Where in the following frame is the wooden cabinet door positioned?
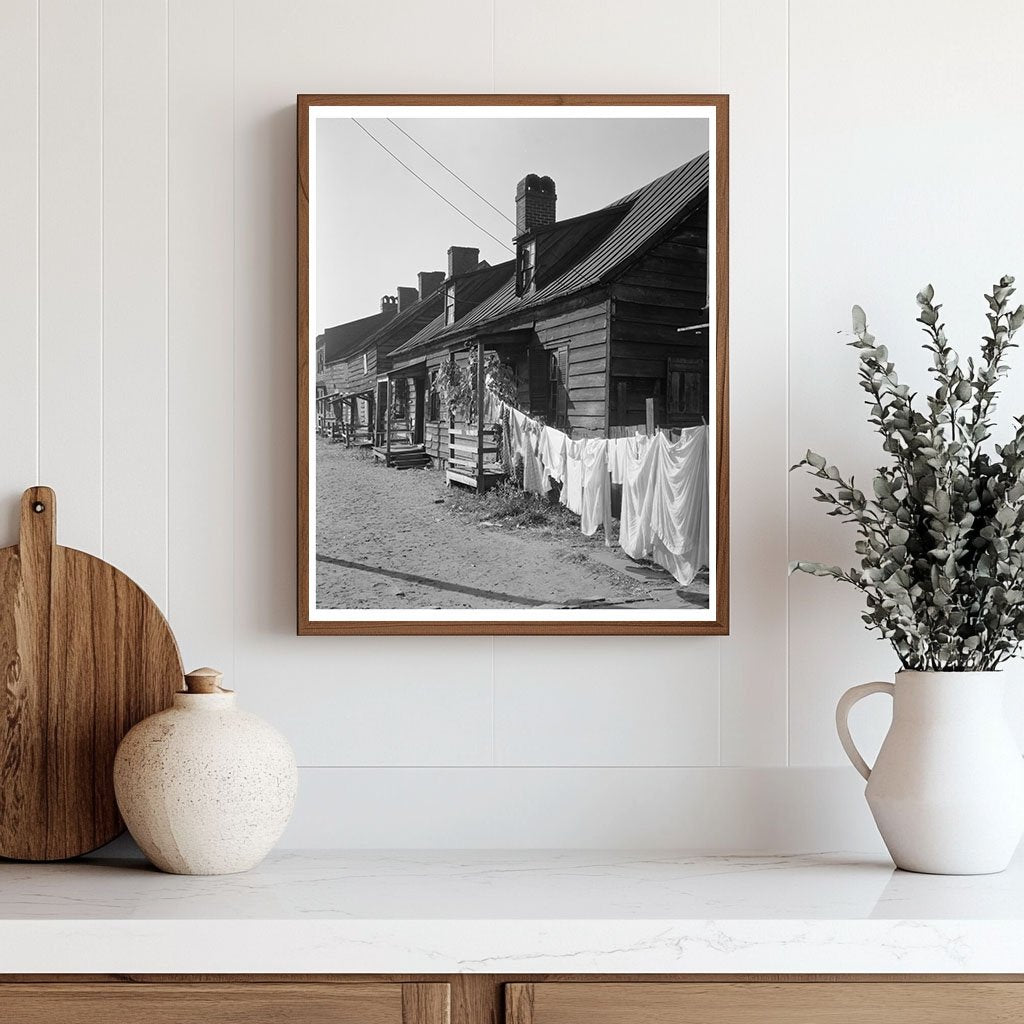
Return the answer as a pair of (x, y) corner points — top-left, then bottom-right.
(0, 982), (449, 1024)
(506, 981), (1023, 1023)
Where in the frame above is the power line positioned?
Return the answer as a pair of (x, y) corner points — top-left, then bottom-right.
(386, 118), (516, 228)
(351, 119), (514, 254)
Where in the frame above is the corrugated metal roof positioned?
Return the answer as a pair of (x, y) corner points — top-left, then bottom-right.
(435, 151), (710, 338)
(391, 313), (446, 362)
(389, 259), (515, 363)
(319, 307), (396, 364)
(347, 290), (443, 362)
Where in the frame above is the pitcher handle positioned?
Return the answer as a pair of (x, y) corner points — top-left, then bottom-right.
(836, 681), (895, 780)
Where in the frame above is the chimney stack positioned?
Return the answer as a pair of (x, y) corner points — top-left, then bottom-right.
(447, 246), (479, 278)
(380, 294), (398, 316)
(396, 286), (418, 312)
(516, 174), (557, 236)
(417, 270), (445, 301)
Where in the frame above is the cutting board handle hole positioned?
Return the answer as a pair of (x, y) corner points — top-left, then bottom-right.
(31, 501), (45, 514)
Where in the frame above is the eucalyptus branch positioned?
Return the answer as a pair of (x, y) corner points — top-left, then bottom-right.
(792, 280), (1024, 672)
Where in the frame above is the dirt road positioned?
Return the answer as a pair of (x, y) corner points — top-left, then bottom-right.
(315, 439), (707, 611)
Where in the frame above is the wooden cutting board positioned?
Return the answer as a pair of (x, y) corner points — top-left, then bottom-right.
(0, 486), (183, 861)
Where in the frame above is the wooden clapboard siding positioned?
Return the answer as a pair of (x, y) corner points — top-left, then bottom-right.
(607, 205), (708, 429)
(613, 300), (707, 328)
(318, 359), (348, 399)
(529, 301), (609, 435)
(611, 350), (705, 380)
(424, 421), (450, 466)
(612, 283), (707, 308)
(344, 346), (378, 396)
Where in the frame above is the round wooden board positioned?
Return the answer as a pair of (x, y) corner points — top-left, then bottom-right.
(0, 487), (183, 861)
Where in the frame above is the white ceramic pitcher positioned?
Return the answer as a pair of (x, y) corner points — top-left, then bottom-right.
(837, 670), (1024, 875)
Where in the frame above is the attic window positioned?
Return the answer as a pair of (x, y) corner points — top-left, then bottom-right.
(516, 241), (536, 296)
(444, 283), (456, 325)
(363, 353), (368, 375)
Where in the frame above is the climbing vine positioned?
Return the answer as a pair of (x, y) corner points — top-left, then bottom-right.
(432, 352), (519, 421)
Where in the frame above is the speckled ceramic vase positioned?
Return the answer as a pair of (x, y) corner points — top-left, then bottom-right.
(113, 667), (297, 875)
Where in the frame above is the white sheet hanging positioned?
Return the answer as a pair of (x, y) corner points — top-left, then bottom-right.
(538, 425), (569, 490)
(580, 438), (612, 545)
(508, 407), (529, 459)
(561, 438), (584, 515)
(618, 426), (709, 585)
(607, 435), (640, 485)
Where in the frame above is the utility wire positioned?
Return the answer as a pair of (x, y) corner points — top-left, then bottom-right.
(386, 117), (516, 228)
(352, 119), (514, 253)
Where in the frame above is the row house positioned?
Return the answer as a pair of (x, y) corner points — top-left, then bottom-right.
(385, 151), (711, 488)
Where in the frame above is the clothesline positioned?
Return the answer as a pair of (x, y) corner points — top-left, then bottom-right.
(499, 403), (710, 586)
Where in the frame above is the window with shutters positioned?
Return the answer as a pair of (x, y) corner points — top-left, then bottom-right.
(427, 370), (440, 421)
(548, 346), (569, 427)
(516, 241), (536, 296)
(667, 356), (707, 419)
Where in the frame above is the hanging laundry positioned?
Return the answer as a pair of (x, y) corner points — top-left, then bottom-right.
(508, 406), (530, 460)
(499, 406), (516, 476)
(522, 422), (546, 495)
(619, 427), (709, 586)
(607, 435), (640, 486)
(580, 438), (612, 545)
(538, 425), (568, 491)
(561, 438), (584, 516)
(484, 389), (502, 424)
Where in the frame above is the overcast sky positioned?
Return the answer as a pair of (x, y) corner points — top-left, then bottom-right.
(315, 115), (709, 332)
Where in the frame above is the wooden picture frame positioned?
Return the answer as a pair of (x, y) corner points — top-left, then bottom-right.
(298, 94), (728, 635)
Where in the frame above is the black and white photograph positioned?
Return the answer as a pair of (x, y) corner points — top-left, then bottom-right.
(298, 96), (728, 635)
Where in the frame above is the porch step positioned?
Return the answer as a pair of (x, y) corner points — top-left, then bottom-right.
(373, 444), (431, 469)
(445, 466), (507, 491)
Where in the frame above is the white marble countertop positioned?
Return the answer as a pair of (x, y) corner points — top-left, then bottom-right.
(3, 848), (1024, 974)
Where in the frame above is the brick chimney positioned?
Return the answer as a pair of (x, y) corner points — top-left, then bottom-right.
(417, 270), (445, 300)
(447, 246), (479, 278)
(396, 286), (418, 312)
(516, 174), (557, 236)
(380, 295), (398, 316)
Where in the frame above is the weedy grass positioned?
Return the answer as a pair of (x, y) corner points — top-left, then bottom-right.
(443, 481), (584, 534)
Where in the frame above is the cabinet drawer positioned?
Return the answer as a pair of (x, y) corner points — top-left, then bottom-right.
(506, 981), (1023, 1023)
(0, 982), (449, 1024)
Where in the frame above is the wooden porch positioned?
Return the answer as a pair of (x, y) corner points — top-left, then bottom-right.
(373, 443), (430, 469)
(444, 423), (504, 491)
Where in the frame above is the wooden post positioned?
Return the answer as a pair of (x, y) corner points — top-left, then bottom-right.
(345, 398), (352, 448)
(476, 339), (485, 493)
(386, 378), (393, 462)
(645, 396), (656, 437)
(448, 351), (456, 474)
(368, 392), (375, 447)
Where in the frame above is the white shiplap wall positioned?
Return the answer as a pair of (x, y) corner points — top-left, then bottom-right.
(2, 0), (1019, 850)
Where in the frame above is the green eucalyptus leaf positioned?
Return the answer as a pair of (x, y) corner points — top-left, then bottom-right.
(794, 278), (1024, 671)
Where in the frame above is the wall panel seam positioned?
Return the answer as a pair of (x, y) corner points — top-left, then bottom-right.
(716, 0), (723, 768)
(100, 0), (105, 558)
(231, 0), (237, 687)
(165, 0), (170, 613)
(35, 0), (40, 484)
(784, 0), (792, 767)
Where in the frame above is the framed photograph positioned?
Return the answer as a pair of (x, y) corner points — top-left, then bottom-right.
(298, 94), (728, 635)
